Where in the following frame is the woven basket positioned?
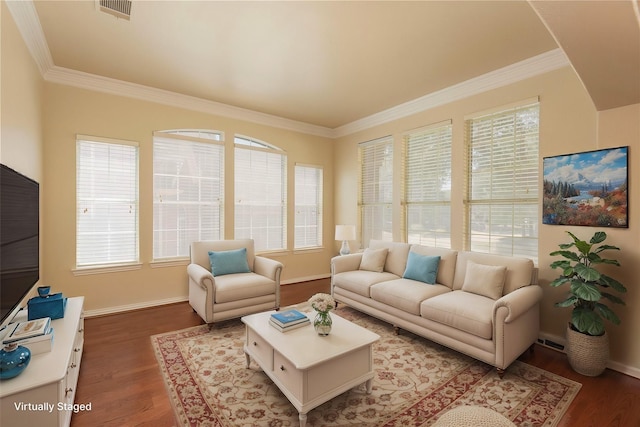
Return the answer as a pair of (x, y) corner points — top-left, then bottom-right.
(565, 324), (609, 376)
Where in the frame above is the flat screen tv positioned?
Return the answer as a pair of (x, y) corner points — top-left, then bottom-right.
(1, 164), (39, 328)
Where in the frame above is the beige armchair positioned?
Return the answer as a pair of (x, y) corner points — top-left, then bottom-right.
(188, 239), (283, 324)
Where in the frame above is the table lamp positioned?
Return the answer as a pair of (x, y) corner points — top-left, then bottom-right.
(335, 225), (356, 256)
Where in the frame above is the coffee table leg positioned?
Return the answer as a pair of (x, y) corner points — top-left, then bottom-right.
(365, 378), (373, 394)
(299, 412), (307, 427)
(244, 350), (250, 368)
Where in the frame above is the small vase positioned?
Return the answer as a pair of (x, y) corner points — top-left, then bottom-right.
(0, 343), (31, 380)
(314, 311), (332, 336)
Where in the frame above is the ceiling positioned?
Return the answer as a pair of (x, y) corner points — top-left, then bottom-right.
(8, 1), (640, 134)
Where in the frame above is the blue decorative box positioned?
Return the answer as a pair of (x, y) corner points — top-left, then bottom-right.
(28, 293), (67, 320)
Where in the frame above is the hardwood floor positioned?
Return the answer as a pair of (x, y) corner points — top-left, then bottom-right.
(71, 279), (640, 427)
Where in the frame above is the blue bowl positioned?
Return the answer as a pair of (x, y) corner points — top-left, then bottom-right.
(37, 286), (51, 297)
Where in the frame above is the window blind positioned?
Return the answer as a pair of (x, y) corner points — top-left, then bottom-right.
(234, 136), (287, 252)
(76, 137), (139, 268)
(359, 136), (393, 247)
(465, 102), (539, 261)
(153, 131), (224, 260)
(294, 164), (323, 249)
(404, 121), (452, 248)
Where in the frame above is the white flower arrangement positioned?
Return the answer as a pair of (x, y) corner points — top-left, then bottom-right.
(308, 293), (336, 313)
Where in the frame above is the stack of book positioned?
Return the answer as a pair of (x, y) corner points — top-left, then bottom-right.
(269, 309), (310, 332)
(2, 317), (54, 355)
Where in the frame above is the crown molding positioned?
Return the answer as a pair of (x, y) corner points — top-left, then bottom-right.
(43, 66), (335, 138)
(5, 0), (54, 76)
(333, 48), (570, 138)
(9, 0), (570, 139)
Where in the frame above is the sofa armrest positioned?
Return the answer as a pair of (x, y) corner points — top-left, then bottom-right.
(253, 256), (284, 282)
(493, 285), (543, 323)
(188, 263), (215, 294)
(331, 253), (363, 275)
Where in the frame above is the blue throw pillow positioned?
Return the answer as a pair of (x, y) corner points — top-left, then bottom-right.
(402, 252), (440, 284)
(208, 248), (251, 276)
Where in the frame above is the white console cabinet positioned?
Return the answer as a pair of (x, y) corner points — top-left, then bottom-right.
(0, 297), (84, 427)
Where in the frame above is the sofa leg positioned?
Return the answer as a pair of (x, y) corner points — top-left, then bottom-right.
(393, 326), (400, 336)
(497, 368), (505, 378)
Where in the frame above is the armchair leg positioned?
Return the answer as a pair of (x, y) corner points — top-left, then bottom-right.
(393, 326), (400, 336)
(497, 368), (505, 378)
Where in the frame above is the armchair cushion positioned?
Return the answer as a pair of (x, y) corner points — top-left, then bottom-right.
(208, 248), (251, 276)
(214, 272), (277, 303)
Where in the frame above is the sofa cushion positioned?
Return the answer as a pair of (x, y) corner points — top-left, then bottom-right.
(369, 240), (411, 276)
(403, 252), (440, 284)
(371, 279), (451, 315)
(461, 261), (506, 300)
(453, 251), (534, 294)
(214, 272), (276, 303)
(333, 271), (400, 297)
(208, 248), (251, 276)
(409, 245), (458, 289)
(359, 248), (388, 272)
(420, 291), (495, 339)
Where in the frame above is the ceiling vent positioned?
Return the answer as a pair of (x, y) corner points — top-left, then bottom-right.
(98, 0), (132, 20)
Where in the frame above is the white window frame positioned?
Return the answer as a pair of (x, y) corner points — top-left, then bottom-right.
(75, 135), (139, 270)
(294, 164), (323, 250)
(234, 135), (287, 252)
(403, 121), (452, 248)
(464, 99), (540, 262)
(359, 136), (394, 248)
(152, 130), (225, 261)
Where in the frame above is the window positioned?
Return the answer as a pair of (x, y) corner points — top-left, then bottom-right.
(76, 136), (138, 268)
(294, 164), (323, 249)
(403, 122), (452, 248)
(234, 136), (287, 252)
(153, 130), (224, 260)
(359, 136), (393, 247)
(465, 100), (539, 261)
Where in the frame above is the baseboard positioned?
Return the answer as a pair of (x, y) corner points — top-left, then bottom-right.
(537, 331), (640, 379)
(281, 273), (330, 285)
(82, 275), (330, 318)
(83, 296), (188, 318)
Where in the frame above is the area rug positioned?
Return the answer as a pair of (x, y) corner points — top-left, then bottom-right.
(151, 306), (581, 426)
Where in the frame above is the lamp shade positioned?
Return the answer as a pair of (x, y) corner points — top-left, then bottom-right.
(335, 225), (356, 241)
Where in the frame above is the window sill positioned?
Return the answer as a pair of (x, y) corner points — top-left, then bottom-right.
(150, 258), (189, 268)
(72, 263), (143, 276)
(293, 247), (325, 255)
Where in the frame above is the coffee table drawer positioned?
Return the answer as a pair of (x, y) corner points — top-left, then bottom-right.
(273, 350), (303, 400)
(307, 346), (371, 400)
(247, 328), (273, 370)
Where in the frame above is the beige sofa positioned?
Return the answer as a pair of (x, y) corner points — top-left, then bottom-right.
(331, 240), (542, 375)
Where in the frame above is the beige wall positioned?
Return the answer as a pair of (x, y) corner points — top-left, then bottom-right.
(1, 2), (43, 180)
(1, 1), (45, 310)
(595, 103), (640, 371)
(42, 83), (334, 314)
(4, 2), (639, 375)
(334, 67), (640, 375)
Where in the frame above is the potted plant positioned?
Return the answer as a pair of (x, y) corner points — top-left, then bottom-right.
(549, 230), (627, 376)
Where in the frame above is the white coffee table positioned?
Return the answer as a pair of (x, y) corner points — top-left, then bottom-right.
(241, 310), (380, 426)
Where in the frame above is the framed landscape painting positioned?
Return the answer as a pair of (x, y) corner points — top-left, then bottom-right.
(543, 146), (628, 228)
